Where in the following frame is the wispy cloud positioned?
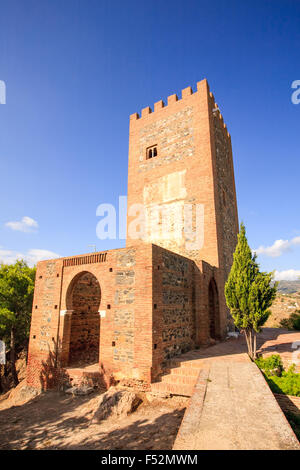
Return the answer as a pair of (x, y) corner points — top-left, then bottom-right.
(5, 216), (39, 233)
(254, 236), (300, 258)
(0, 247), (59, 267)
(274, 269), (300, 281)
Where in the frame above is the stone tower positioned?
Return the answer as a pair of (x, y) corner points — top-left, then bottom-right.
(126, 79), (239, 340)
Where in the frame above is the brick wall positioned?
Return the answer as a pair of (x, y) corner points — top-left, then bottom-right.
(27, 246), (154, 389)
(27, 258), (64, 389)
(27, 243), (213, 389)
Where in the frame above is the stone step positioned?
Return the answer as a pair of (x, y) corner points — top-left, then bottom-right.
(168, 366), (200, 377)
(167, 359), (204, 369)
(160, 374), (198, 385)
(151, 381), (194, 397)
(64, 367), (105, 389)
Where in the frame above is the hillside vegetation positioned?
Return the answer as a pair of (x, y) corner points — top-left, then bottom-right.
(266, 290), (300, 329)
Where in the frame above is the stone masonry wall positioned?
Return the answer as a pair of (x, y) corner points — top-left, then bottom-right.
(138, 106), (194, 172)
(152, 246), (195, 373)
(113, 250), (136, 366)
(161, 251), (195, 360)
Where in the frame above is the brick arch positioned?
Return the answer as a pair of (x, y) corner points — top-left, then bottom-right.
(208, 278), (220, 340)
(65, 271), (101, 366)
(66, 270), (101, 311)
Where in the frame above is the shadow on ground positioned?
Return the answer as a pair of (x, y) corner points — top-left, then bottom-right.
(0, 390), (186, 450)
(172, 328), (300, 366)
(1, 328), (299, 450)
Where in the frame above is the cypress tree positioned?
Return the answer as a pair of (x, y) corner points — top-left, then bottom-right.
(225, 223), (277, 359)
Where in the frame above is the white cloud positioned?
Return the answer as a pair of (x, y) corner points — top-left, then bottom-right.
(274, 269), (300, 281)
(5, 216), (38, 233)
(0, 247), (59, 267)
(24, 249), (60, 266)
(254, 236), (300, 258)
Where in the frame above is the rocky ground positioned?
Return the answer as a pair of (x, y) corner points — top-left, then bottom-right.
(0, 327), (299, 450)
(0, 349), (27, 395)
(0, 383), (187, 450)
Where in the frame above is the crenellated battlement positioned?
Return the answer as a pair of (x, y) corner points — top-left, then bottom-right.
(129, 82), (198, 121)
(130, 79), (230, 137)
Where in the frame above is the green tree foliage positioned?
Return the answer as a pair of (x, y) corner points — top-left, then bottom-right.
(225, 223), (277, 359)
(0, 261), (36, 385)
(280, 311), (300, 330)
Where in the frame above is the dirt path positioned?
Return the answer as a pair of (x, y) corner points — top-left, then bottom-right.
(0, 389), (187, 450)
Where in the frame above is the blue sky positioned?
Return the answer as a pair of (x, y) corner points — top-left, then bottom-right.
(0, 0), (299, 280)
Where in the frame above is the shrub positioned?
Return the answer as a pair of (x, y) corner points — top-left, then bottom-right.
(255, 354), (283, 375)
(256, 355), (300, 397)
(280, 311), (300, 330)
(266, 365), (300, 397)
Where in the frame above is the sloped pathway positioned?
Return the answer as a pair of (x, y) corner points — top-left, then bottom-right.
(174, 330), (300, 450)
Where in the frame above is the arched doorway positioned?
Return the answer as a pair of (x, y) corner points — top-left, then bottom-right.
(208, 278), (220, 340)
(66, 271), (101, 366)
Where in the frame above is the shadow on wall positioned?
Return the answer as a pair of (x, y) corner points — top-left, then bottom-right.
(208, 277), (220, 341)
(39, 338), (72, 391)
(39, 338), (114, 392)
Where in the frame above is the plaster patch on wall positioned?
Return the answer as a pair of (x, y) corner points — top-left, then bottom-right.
(143, 170), (187, 205)
(143, 171), (186, 247)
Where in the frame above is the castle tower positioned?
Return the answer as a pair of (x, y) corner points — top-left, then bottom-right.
(126, 79), (239, 339)
(26, 79), (239, 392)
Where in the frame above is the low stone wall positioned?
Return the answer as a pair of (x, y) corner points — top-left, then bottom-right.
(173, 367), (210, 450)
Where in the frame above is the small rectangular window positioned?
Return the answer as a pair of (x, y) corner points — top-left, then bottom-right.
(146, 145), (158, 160)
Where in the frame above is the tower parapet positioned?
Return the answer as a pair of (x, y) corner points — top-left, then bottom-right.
(129, 79), (230, 138)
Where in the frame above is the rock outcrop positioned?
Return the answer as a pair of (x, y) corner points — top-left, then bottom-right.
(92, 387), (142, 422)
